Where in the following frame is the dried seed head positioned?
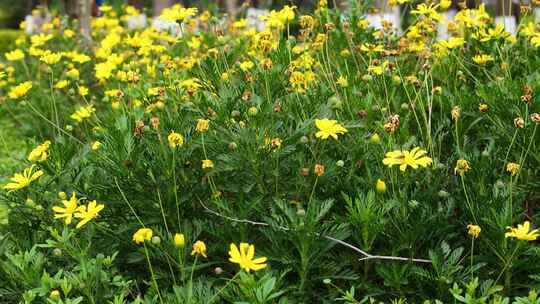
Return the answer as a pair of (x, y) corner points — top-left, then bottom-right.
(451, 106), (461, 121)
(150, 117), (160, 130)
(514, 117), (525, 129)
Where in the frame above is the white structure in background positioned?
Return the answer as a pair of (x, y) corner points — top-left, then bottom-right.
(494, 15), (516, 35)
(152, 17), (183, 36)
(246, 8), (268, 32)
(127, 14), (147, 30)
(24, 10), (51, 34)
(438, 9), (457, 39)
(366, 7), (401, 34)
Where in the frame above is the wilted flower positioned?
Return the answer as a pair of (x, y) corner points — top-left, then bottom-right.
(451, 106), (461, 121)
(454, 159), (471, 176)
(314, 164), (325, 176)
(196, 119), (210, 133)
(202, 159), (214, 170)
(191, 240), (207, 257)
(530, 113), (540, 123)
(168, 131), (184, 148)
(514, 117), (525, 129)
(506, 162), (520, 176)
(28, 141), (51, 162)
(467, 224), (481, 238)
(478, 103), (488, 112)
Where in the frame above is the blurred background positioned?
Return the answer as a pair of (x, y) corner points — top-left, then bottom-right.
(0, 0), (329, 51)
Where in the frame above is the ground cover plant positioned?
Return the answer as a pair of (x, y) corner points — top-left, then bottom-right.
(1, 1), (540, 303)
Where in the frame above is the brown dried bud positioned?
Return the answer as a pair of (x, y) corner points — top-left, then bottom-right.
(523, 85), (533, 95)
(324, 23), (335, 32)
(273, 101), (282, 113)
(134, 120), (145, 136)
(357, 110), (368, 119)
(300, 167), (310, 177)
(150, 117), (160, 130)
(478, 103), (488, 113)
(207, 107), (218, 118)
(314, 164), (325, 177)
(242, 91), (252, 102)
(521, 94), (532, 103)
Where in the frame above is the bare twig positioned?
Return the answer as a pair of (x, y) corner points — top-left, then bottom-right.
(197, 198), (431, 264)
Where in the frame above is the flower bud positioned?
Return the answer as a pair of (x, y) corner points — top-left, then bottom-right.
(49, 290), (61, 300)
(151, 236), (161, 245)
(376, 179), (386, 193)
(174, 233), (185, 248)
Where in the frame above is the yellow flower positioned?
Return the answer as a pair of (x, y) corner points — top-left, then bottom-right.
(228, 243), (268, 272)
(92, 141), (102, 151)
(181, 78), (202, 95)
(40, 51), (62, 65)
(54, 80), (69, 89)
(5, 49), (25, 61)
(376, 179), (386, 193)
(133, 228), (153, 244)
(174, 233), (185, 247)
(52, 192), (80, 225)
(315, 119), (348, 140)
(3, 165), (44, 192)
(74, 200), (105, 228)
(336, 76), (348, 87)
(196, 119), (210, 133)
(8, 81), (32, 99)
(78, 86), (89, 97)
(71, 105), (95, 122)
(168, 131), (184, 148)
(473, 54), (494, 65)
(202, 159), (214, 170)
(382, 147), (433, 171)
(191, 240), (207, 258)
(467, 224), (481, 238)
(28, 140), (51, 162)
(66, 68), (79, 79)
(440, 0), (452, 9)
(505, 221), (539, 241)
(63, 29), (75, 38)
(239, 61), (254, 71)
(454, 159), (471, 176)
(506, 162), (520, 176)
